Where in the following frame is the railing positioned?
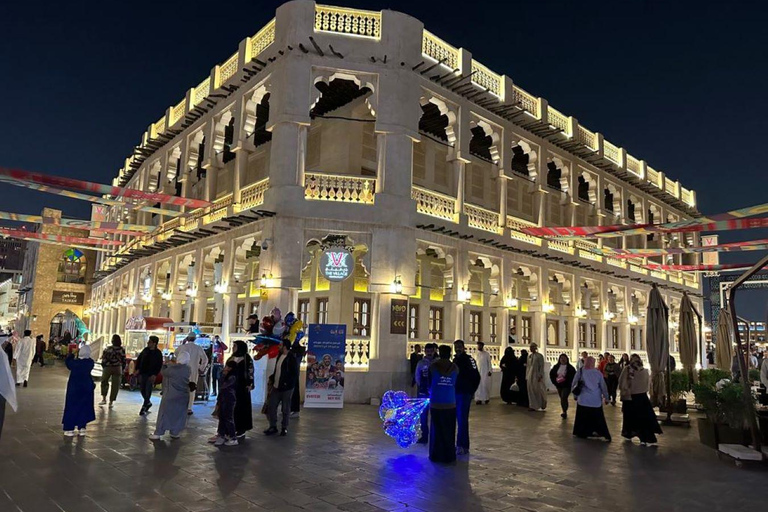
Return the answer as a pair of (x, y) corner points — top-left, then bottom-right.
(548, 239), (574, 255)
(577, 126), (597, 150)
(548, 106), (569, 135)
(579, 250), (603, 263)
(607, 257), (627, 269)
(603, 140), (621, 165)
(511, 85), (539, 117)
(251, 18), (275, 57)
(665, 179), (679, 198)
(412, 186), (457, 222)
(204, 194), (233, 224)
(422, 30), (460, 70)
(626, 154), (642, 177)
(574, 239), (599, 252)
(669, 272), (683, 285)
(170, 99), (187, 126)
(629, 264), (647, 275)
(680, 187), (695, 206)
(192, 77), (211, 108)
(238, 178), (269, 211)
(650, 270), (667, 281)
(305, 172), (376, 204)
(219, 52), (240, 86)
(151, 117), (166, 138)
(471, 60), (503, 98)
(646, 166), (662, 188)
(465, 203), (501, 233)
(314, 5), (381, 39)
(466, 345), (501, 367)
(506, 215), (542, 245)
(345, 339), (370, 369)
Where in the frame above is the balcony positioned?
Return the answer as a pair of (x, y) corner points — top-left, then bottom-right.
(465, 204), (501, 234)
(237, 178), (269, 212)
(304, 172), (376, 204)
(412, 186), (457, 222)
(506, 215), (542, 246)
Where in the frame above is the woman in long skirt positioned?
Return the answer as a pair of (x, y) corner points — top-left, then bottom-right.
(619, 354), (662, 444)
(499, 347), (518, 404)
(150, 352), (191, 440)
(229, 340), (254, 438)
(62, 344), (96, 437)
(515, 350), (529, 407)
(571, 357), (611, 441)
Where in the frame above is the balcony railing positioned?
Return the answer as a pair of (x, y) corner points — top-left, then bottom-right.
(471, 60), (503, 98)
(511, 85), (539, 117)
(422, 30), (460, 70)
(465, 203), (501, 233)
(412, 186), (457, 222)
(314, 5), (381, 39)
(305, 172), (375, 204)
(548, 106), (569, 135)
(506, 215), (542, 246)
(238, 178), (269, 211)
(548, 239), (574, 255)
(250, 18), (275, 57)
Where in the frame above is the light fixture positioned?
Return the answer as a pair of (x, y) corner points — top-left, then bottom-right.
(505, 297), (518, 308)
(628, 315), (639, 324)
(603, 311), (616, 321)
(142, 294), (152, 303)
(543, 303), (555, 313)
(161, 291), (173, 300)
(214, 282), (227, 294)
(185, 284), (197, 297)
(260, 273), (273, 288)
(391, 276), (403, 294)
(576, 308), (587, 318)
(144, 273), (152, 289)
(32, 315), (37, 321)
(703, 324), (712, 333)
(458, 286), (470, 302)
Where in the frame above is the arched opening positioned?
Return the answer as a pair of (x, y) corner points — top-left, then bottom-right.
(57, 249), (86, 284)
(546, 161), (562, 191)
(222, 117), (236, 163)
(577, 175), (590, 203)
(414, 97), (455, 194)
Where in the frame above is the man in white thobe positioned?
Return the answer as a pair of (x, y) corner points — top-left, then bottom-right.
(14, 330), (34, 387)
(174, 334), (209, 414)
(474, 341), (493, 404)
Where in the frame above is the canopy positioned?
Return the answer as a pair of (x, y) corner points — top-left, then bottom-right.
(125, 316), (174, 331)
(646, 285), (669, 407)
(678, 293), (698, 383)
(715, 308), (735, 371)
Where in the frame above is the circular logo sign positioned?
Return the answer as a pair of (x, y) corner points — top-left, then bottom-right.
(320, 248), (352, 282)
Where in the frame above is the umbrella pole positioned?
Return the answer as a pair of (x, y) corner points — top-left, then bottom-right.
(665, 304), (673, 424)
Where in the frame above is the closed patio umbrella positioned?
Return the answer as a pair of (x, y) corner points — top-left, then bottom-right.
(714, 308), (734, 371)
(646, 284), (669, 407)
(678, 292), (698, 384)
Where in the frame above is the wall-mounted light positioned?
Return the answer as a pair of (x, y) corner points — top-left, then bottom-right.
(391, 276), (403, 294)
(142, 294), (152, 303)
(603, 311), (616, 321)
(505, 297), (519, 309)
(214, 282), (227, 294)
(703, 324), (712, 333)
(458, 286), (470, 302)
(628, 315), (639, 324)
(543, 303), (555, 313)
(32, 315), (37, 321)
(185, 285), (197, 297)
(576, 308), (587, 318)
(161, 291), (173, 300)
(144, 272), (152, 289)
(260, 273), (273, 289)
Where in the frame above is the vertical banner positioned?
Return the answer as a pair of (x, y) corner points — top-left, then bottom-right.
(701, 235), (719, 266)
(390, 299), (408, 335)
(304, 324), (346, 409)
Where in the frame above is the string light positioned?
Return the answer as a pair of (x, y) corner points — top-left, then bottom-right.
(379, 391), (430, 448)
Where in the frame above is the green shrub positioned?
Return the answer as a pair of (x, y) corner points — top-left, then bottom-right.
(698, 368), (731, 390)
(669, 370), (691, 401)
(692, 381), (754, 429)
(748, 368), (760, 383)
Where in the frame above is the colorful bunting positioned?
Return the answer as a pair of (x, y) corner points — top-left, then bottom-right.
(0, 227), (123, 246)
(605, 238), (768, 259)
(644, 263), (757, 272)
(0, 211), (152, 236)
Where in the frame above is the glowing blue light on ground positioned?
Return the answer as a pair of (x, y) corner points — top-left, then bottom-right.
(379, 390), (430, 448)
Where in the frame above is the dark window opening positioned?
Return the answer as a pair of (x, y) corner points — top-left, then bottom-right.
(577, 175), (590, 202)
(418, 102), (450, 142)
(627, 200), (636, 222)
(310, 79), (371, 118)
(546, 162), (562, 191)
(604, 188), (614, 212)
(469, 126), (493, 162)
(223, 118), (236, 164)
(511, 145), (530, 177)
(196, 136), (206, 180)
(253, 93), (272, 147)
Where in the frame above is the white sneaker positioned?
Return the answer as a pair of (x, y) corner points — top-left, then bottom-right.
(78, 429), (87, 437)
(149, 434), (162, 440)
(214, 437), (226, 446)
(224, 438), (238, 446)
(64, 431), (76, 437)
(99, 399), (107, 406)
(290, 412), (300, 418)
(208, 435), (220, 444)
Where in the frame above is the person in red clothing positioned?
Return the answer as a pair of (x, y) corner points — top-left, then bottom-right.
(597, 353), (609, 375)
(210, 335), (228, 397)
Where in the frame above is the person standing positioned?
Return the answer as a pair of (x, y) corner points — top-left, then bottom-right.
(31, 335), (46, 367)
(414, 343), (437, 443)
(603, 354), (621, 406)
(409, 344), (423, 388)
(474, 341), (492, 405)
(174, 334), (209, 415)
(289, 337), (306, 418)
(515, 349), (529, 408)
(210, 336), (228, 397)
(499, 347), (518, 405)
(14, 330), (34, 388)
(571, 356), (611, 441)
(264, 340), (297, 437)
(100, 334), (126, 408)
(1, 334), (12, 366)
(618, 353), (630, 372)
(526, 343), (547, 412)
(62, 344), (96, 437)
(0, 347), (18, 441)
(208, 360), (239, 446)
(134, 336), (164, 416)
(577, 351), (588, 371)
(597, 354), (607, 375)
(429, 344), (459, 463)
(619, 354), (663, 445)
(229, 340), (254, 438)
(549, 353), (576, 418)
(150, 352), (192, 440)
(452, 339), (480, 455)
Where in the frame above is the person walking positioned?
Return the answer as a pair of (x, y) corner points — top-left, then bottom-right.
(597, 354), (607, 375)
(414, 343), (437, 443)
(577, 351), (588, 371)
(549, 353), (576, 418)
(264, 340), (298, 437)
(499, 347), (518, 404)
(516, 349), (529, 408)
(409, 344), (423, 388)
(174, 334), (209, 415)
(619, 354), (663, 445)
(429, 344), (459, 463)
(134, 336), (164, 416)
(1, 334), (12, 365)
(210, 335), (228, 397)
(474, 341), (492, 405)
(452, 340), (480, 455)
(31, 335), (46, 367)
(62, 344), (96, 437)
(571, 356), (611, 441)
(526, 343), (547, 412)
(150, 352), (192, 440)
(208, 360), (239, 446)
(229, 340), (254, 439)
(618, 353), (630, 372)
(603, 354), (621, 406)
(0, 346), (18, 441)
(99, 334), (126, 408)
(14, 330), (34, 387)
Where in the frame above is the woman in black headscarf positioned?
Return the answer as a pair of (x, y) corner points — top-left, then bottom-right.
(515, 349), (529, 407)
(227, 340), (254, 439)
(499, 347), (518, 404)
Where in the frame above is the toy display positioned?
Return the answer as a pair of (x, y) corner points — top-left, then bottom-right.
(379, 390), (430, 448)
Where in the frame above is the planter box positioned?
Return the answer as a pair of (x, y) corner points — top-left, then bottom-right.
(697, 418), (751, 448)
(697, 418), (718, 449)
(660, 399), (687, 414)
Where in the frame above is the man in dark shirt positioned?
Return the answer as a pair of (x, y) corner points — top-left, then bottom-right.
(409, 344), (423, 387)
(453, 339), (480, 455)
(134, 336), (164, 416)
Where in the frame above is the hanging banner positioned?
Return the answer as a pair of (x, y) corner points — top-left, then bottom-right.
(0, 178), (182, 217)
(390, 299), (408, 335)
(645, 262), (756, 272)
(608, 238), (768, 258)
(0, 211), (151, 235)
(304, 324), (346, 409)
(0, 166), (211, 208)
(701, 235), (719, 267)
(0, 227), (122, 246)
(5, 236), (112, 253)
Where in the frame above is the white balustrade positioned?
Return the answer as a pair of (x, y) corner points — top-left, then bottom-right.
(314, 5), (381, 38)
(412, 186), (457, 222)
(465, 203), (501, 233)
(305, 172), (376, 204)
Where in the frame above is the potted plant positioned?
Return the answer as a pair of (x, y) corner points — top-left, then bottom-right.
(692, 380), (755, 448)
(43, 352), (56, 367)
(698, 368), (731, 390)
(660, 370), (690, 414)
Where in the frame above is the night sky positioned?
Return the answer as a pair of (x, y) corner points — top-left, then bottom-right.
(1, 0), (765, 321)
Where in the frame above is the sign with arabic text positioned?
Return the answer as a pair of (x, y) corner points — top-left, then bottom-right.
(51, 291), (85, 305)
(320, 247), (353, 282)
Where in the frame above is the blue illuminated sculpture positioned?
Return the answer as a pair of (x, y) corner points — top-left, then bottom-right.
(379, 390), (430, 448)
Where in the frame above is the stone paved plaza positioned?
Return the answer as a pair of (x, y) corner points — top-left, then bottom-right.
(0, 365), (764, 512)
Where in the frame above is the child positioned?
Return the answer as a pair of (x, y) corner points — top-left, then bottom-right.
(208, 360), (238, 446)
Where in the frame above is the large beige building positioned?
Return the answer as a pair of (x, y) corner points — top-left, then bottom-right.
(86, 1), (704, 402)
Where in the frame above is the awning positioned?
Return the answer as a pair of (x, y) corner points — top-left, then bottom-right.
(125, 316), (174, 331)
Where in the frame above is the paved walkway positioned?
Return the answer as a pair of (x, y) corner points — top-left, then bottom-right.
(0, 365), (764, 512)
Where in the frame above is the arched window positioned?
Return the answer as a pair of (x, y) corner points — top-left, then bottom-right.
(604, 188), (614, 212)
(223, 118), (236, 163)
(57, 249), (86, 284)
(546, 162), (562, 191)
(577, 175), (590, 202)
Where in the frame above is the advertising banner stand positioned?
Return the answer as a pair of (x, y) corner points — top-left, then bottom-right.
(304, 324), (346, 409)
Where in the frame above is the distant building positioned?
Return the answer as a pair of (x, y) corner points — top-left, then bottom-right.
(737, 321), (767, 347)
(17, 208), (95, 339)
(0, 238), (25, 281)
(0, 275), (21, 331)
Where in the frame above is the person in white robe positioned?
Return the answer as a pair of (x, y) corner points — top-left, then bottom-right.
(474, 341), (493, 404)
(14, 330), (34, 387)
(0, 348), (18, 440)
(174, 334), (209, 413)
(526, 343), (547, 411)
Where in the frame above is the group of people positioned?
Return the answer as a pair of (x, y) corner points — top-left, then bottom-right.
(497, 343), (548, 410)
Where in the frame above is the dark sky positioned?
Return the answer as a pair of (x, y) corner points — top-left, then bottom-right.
(1, 0), (766, 321)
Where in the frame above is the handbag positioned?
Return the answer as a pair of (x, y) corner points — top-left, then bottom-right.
(510, 382), (519, 392)
(572, 372), (583, 397)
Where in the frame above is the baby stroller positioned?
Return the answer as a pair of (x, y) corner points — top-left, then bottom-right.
(194, 362), (211, 402)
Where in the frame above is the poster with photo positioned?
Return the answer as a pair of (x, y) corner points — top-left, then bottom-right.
(304, 324), (346, 409)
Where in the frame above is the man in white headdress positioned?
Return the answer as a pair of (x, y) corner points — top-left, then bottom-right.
(174, 334), (209, 414)
(474, 341), (493, 405)
(0, 347), (18, 440)
(14, 330), (34, 388)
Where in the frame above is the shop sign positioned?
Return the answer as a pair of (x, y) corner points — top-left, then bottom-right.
(390, 299), (408, 335)
(52, 291), (85, 305)
(320, 247), (353, 282)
